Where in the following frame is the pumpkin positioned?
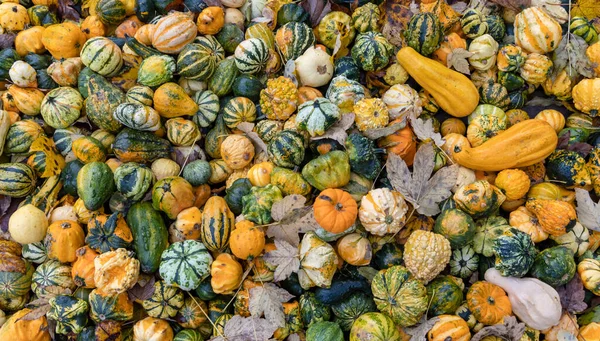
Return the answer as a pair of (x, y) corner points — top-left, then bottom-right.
(80, 37), (123, 77)
(133, 317), (174, 341)
(247, 162), (274, 187)
(579, 323), (600, 341)
(298, 231), (338, 289)
(449, 245), (479, 279)
(514, 7), (562, 54)
(201, 196), (235, 253)
(467, 281), (512, 325)
(42, 22), (86, 59)
(461, 8), (488, 39)
(302, 151), (351, 191)
(208, 159), (232, 184)
(525, 199), (576, 236)
(21, 241), (48, 265)
(94, 248), (139, 295)
(349, 312), (402, 341)
(141, 280), (184, 318)
(295, 47), (334, 88)
(47, 57), (82, 87)
(165, 118), (200, 147)
(197, 6), (225, 35)
(572, 78), (600, 117)
(404, 12), (443, 56)
(222, 96), (256, 129)
(89, 289), (133, 323)
(233, 38), (269, 75)
(268, 130), (305, 168)
(295, 97), (340, 137)
(218, 134), (254, 171)
(354, 98), (389, 131)
(508, 206), (548, 243)
(176, 297), (207, 329)
(0, 3), (30, 31)
(40, 87), (83, 129)
(428, 315), (471, 341)
(229, 220), (265, 261)
(47, 295), (88, 335)
(152, 176), (195, 220)
(159, 240), (212, 291)
(382, 84), (422, 121)
(352, 31), (393, 72)
(520, 53), (553, 85)
(494, 168), (530, 201)
(32, 260), (75, 297)
(467, 104), (508, 147)
(242, 184), (282, 225)
(336, 233), (372, 266)
(154, 82), (198, 118)
(43, 220), (84, 263)
(177, 38), (223, 81)
(434, 209), (476, 249)
(326, 76), (366, 113)
(317, 11), (354, 50)
(113, 162), (153, 201)
(313, 188), (357, 234)
(493, 227), (537, 277)
(86, 212), (133, 253)
(210, 253), (243, 295)
(0, 307), (50, 341)
(530, 246), (576, 287)
(136, 55), (175, 87)
(260, 76), (298, 121)
(169, 207), (202, 242)
(587, 42), (600, 76)
(9, 204), (48, 244)
(71, 246), (98, 288)
(468, 34), (499, 71)
(453, 180), (505, 218)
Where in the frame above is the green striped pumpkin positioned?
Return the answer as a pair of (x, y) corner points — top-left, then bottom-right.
(223, 96), (257, 129)
(255, 119), (283, 143)
(165, 118), (200, 146)
(174, 329), (204, 341)
(137, 55), (176, 87)
(142, 280), (185, 318)
(113, 103), (161, 131)
(80, 37), (124, 77)
(114, 162), (153, 201)
(85, 78), (125, 133)
(159, 240), (213, 291)
(234, 38), (270, 74)
(461, 8), (488, 39)
(22, 242), (48, 264)
(177, 39), (224, 81)
(245, 22), (275, 49)
(351, 32), (393, 72)
(208, 58), (240, 97)
(268, 129), (306, 168)
(498, 71), (525, 92)
(88, 289), (134, 323)
(95, 0), (126, 25)
(200, 196), (234, 253)
(485, 15), (506, 42)
(113, 128), (172, 163)
(0, 163), (37, 198)
(404, 12), (443, 56)
(479, 81), (510, 110)
(31, 260), (75, 297)
(126, 85), (154, 106)
(508, 90), (527, 109)
(0, 257), (34, 299)
(52, 128), (83, 156)
(570, 16), (599, 45)
(449, 245), (479, 279)
(192, 90), (220, 128)
(90, 129), (115, 153)
(4, 120), (45, 154)
(41, 87), (83, 129)
(275, 22), (316, 62)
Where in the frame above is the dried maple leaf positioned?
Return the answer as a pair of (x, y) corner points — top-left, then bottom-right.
(212, 315), (278, 341)
(380, 0), (413, 47)
(557, 274), (588, 313)
(287, 334), (301, 341)
(127, 275), (156, 302)
(0, 33), (15, 49)
(387, 143), (459, 216)
(447, 48), (473, 74)
(571, 0), (600, 19)
(311, 113), (355, 146)
(552, 33), (596, 80)
(58, 0), (81, 21)
(404, 316), (440, 341)
(410, 116), (445, 147)
(237, 122), (268, 156)
(301, 0), (332, 27)
(263, 239), (300, 282)
(488, 0), (531, 11)
(249, 283), (294, 327)
(363, 120), (406, 140)
(575, 188), (600, 232)
(471, 316), (526, 341)
(18, 305), (51, 321)
(267, 195), (318, 246)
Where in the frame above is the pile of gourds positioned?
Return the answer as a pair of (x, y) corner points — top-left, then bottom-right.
(0, 0), (600, 340)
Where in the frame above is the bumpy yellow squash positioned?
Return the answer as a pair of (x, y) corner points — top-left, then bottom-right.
(454, 119), (558, 171)
(396, 47), (479, 117)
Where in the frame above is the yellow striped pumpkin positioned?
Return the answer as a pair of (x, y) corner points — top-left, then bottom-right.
(427, 315), (471, 341)
(151, 12), (197, 54)
(201, 196), (235, 253)
(514, 7), (562, 54)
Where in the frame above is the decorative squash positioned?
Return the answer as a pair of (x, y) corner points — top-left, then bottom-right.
(514, 7), (562, 54)
(86, 212), (133, 253)
(32, 260), (75, 297)
(44, 220), (84, 263)
(151, 12), (197, 54)
(152, 176), (195, 219)
(530, 246), (575, 286)
(9, 204), (48, 244)
(94, 248), (139, 295)
(302, 151), (351, 191)
(494, 168), (530, 200)
(211, 253), (243, 295)
(509, 206), (548, 243)
(71, 246), (98, 288)
(247, 162), (274, 187)
(295, 47), (334, 88)
(314, 189), (357, 234)
(41, 87), (83, 129)
(176, 297), (207, 329)
(316, 11), (354, 50)
(270, 167), (312, 197)
(133, 317), (174, 341)
(0, 3), (30, 32)
(467, 104), (508, 147)
(520, 53), (553, 85)
(153, 82), (198, 118)
(449, 245), (479, 279)
(403, 230), (451, 284)
(351, 32), (393, 72)
(336, 233), (372, 266)
(268, 130), (305, 168)
(354, 98), (389, 131)
(0, 307), (50, 341)
(230, 221), (265, 260)
(234, 38), (269, 75)
(468, 34), (499, 71)
(428, 315), (470, 341)
(142, 280), (184, 318)
(88, 289), (133, 323)
(493, 227), (536, 277)
(578, 258), (600, 296)
(77, 162), (115, 211)
(201, 196), (235, 253)
(404, 12), (443, 56)
(15, 26), (46, 56)
(72, 136), (107, 164)
(298, 231), (338, 289)
(461, 8), (488, 39)
(41, 22), (87, 59)
(572, 78), (600, 117)
(276, 22), (315, 63)
(81, 37), (123, 77)
(349, 312), (402, 341)
(137, 55), (175, 87)
(526, 199), (576, 236)
(220, 134), (255, 170)
(47, 295), (88, 335)
(453, 180), (505, 218)
(197, 6), (225, 35)
(242, 184), (283, 225)
(260, 76), (298, 121)
(177, 38), (224, 81)
(434, 209), (476, 249)
(466, 281), (512, 325)
(159, 240), (212, 291)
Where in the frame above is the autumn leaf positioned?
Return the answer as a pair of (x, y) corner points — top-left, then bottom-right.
(58, 0), (81, 21)
(363, 120), (406, 140)
(447, 48), (473, 74)
(267, 195), (319, 246)
(18, 305), (51, 321)
(556, 274), (588, 313)
(301, 0), (332, 27)
(311, 113), (355, 146)
(263, 239), (300, 282)
(212, 315), (278, 341)
(0, 33), (15, 49)
(471, 316), (526, 341)
(380, 0), (414, 47)
(237, 122), (268, 156)
(410, 116), (445, 147)
(387, 143), (459, 216)
(571, 0), (600, 19)
(404, 316), (440, 341)
(575, 188), (600, 232)
(551, 33), (596, 80)
(127, 275), (156, 302)
(488, 0), (531, 11)
(249, 283), (294, 327)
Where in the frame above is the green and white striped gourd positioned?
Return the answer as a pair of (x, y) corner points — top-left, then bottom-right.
(113, 103), (161, 132)
(192, 90), (220, 128)
(234, 38), (270, 74)
(80, 37), (123, 77)
(126, 85), (154, 106)
(177, 36), (225, 81)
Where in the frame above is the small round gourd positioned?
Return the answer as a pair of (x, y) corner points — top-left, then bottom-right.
(229, 221), (265, 261)
(234, 38), (269, 74)
(359, 188), (408, 236)
(44, 220), (85, 263)
(461, 8), (488, 39)
(467, 281), (512, 325)
(9, 61), (37, 87)
(428, 315), (471, 341)
(295, 46), (334, 87)
(41, 87), (83, 129)
(314, 188), (358, 234)
(247, 162), (274, 187)
(9, 204), (48, 244)
(535, 109), (565, 132)
(336, 233), (372, 266)
(468, 34), (499, 71)
(137, 55), (176, 87)
(220, 134), (255, 170)
(354, 98), (389, 131)
(514, 7), (563, 54)
(211, 253), (243, 295)
(181, 160), (211, 187)
(80, 37), (123, 76)
(165, 118), (200, 147)
(520, 53), (553, 85)
(441, 118), (466, 136)
(223, 96), (257, 129)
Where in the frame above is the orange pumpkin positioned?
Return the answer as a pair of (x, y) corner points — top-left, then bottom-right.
(0, 307), (50, 341)
(297, 87), (324, 104)
(440, 118), (466, 136)
(211, 253), (243, 295)
(193, 184), (211, 209)
(336, 233), (372, 266)
(169, 206), (202, 242)
(314, 188), (358, 234)
(7, 85), (45, 116)
(81, 16), (106, 39)
(467, 281), (512, 325)
(44, 220), (85, 263)
(432, 33), (467, 65)
(509, 206), (549, 243)
(525, 199), (576, 236)
(42, 22), (87, 59)
(494, 168), (530, 200)
(15, 26), (46, 56)
(0, 3), (30, 32)
(133, 317), (173, 341)
(230, 220), (265, 260)
(197, 6), (225, 35)
(115, 16), (143, 38)
(71, 246), (99, 288)
(247, 162), (274, 187)
(378, 122), (418, 166)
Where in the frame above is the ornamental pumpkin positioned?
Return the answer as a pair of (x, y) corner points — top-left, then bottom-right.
(151, 12), (197, 54)
(8, 204), (47, 244)
(336, 233), (372, 266)
(260, 76), (298, 121)
(351, 31), (393, 72)
(211, 253), (243, 295)
(113, 162), (153, 201)
(80, 37), (123, 77)
(468, 34), (499, 71)
(247, 162), (274, 187)
(133, 317), (174, 341)
(514, 7), (562, 54)
(404, 12), (443, 56)
(71, 246), (98, 288)
(159, 240), (213, 291)
(587, 42), (600, 76)
(449, 245), (479, 279)
(404, 230), (451, 284)
(152, 176), (195, 219)
(40, 87), (83, 129)
(221, 134), (255, 170)
(494, 168), (530, 200)
(176, 297), (208, 329)
(434, 209), (476, 249)
(201, 196), (235, 253)
(234, 38), (269, 75)
(94, 248), (139, 295)
(276, 22), (316, 63)
(359, 188), (408, 236)
(427, 315), (471, 341)
(7, 85), (44, 116)
(379, 123), (418, 166)
(317, 11), (354, 50)
(326, 76), (366, 113)
(32, 260), (75, 297)
(44, 220), (84, 263)
(0, 307), (50, 341)
(520, 53), (553, 85)
(382, 84), (422, 121)
(371, 265), (428, 327)
(47, 295), (88, 335)
(349, 312), (402, 341)
(578, 258), (600, 296)
(354, 98), (390, 131)
(142, 280), (184, 318)
(314, 188), (357, 234)
(72, 136), (107, 164)
(572, 78), (600, 117)
(525, 199), (576, 236)
(509, 206), (548, 243)
(197, 6), (225, 35)
(88, 289), (133, 323)
(535, 109), (565, 132)
(86, 212), (133, 253)
(453, 180), (506, 218)
(466, 281), (512, 325)
(137, 55), (175, 87)
(169, 207), (202, 243)
(302, 151), (351, 191)
(531, 246), (576, 287)
(242, 184), (283, 225)
(467, 104), (508, 147)
(492, 227), (537, 277)
(298, 231), (338, 289)
(295, 47), (334, 88)
(461, 8), (488, 39)
(42, 22), (86, 59)
(15, 26), (46, 56)
(154, 82), (198, 118)
(497, 44), (526, 72)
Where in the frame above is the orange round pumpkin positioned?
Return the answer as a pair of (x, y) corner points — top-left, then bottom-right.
(0, 3), (30, 32)
(378, 122), (418, 166)
(42, 22), (87, 59)
(466, 281), (512, 325)
(440, 118), (466, 136)
(44, 220), (85, 263)
(314, 188), (358, 234)
(230, 220), (265, 260)
(494, 168), (530, 200)
(211, 253), (243, 295)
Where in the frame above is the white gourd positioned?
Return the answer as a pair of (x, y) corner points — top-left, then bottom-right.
(484, 268), (561, 330)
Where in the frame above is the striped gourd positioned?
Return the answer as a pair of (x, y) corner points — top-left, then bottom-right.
(234, 38), (270, 74)
(570, 17), (598, 45)
(485, 15), (506, 42)
(177, 39), (224, 81)
(31, 260), (75, 297)
(208, 58), (240, 97)
(4, 120), (45, 154)
(80, 37), (124, 77)
(255, 119), (283, 143)
(268, 130), (306, 168)
(113, 128), (172, 163)
(382, 84), (421, 121)
(223, 96), (257, 129)
(53, 127), (85, 156)
(479, 81), (510, 111)
(351, 31), (393, 72)
(152, 12), (198, 54)
(404, 12), (443, 56)
(461, 9), (488, 39)
(245, 23), (275, 50)
(22, 242), (48, 264)
(275, 22), (316, 62)
(174, 330), (203, 341)
(126, 85), (154, 106)
(137, 55), (176, 87)
(142, 280), (184, 318)
(498, 71), (525, 92)
(85, 78), (125, 133)
(514, 7), (562, 54)
(114, 162), (153, 201)
(95, 0), (126, 25)
(159, 240), (212, 291)
(208, 159), (232, 184)
(192, 90), (220, 128)
(41, 87), (84, 129)
(165, 118), (200, 146)
(201, 196), (234, 253)
(0, 163), (37, 197)
(90, 129), (115, 153)
(27, 150), (58, 177)
(0, 258), (34, 299)
(114, 103), (161, 131)
(72, 136), (107, 163)
(88, 290), (134, 323)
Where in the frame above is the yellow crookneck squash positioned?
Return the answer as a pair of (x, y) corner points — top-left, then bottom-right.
(396, 46), (479, 117)
(454, 119), (558, 171)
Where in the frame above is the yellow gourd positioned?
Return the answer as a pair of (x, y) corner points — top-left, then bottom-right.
(396, 47), (479, 117)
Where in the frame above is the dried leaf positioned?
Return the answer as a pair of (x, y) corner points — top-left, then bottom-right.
(301, 0), (332, 27)
(0, 197), (20, 234)
(471, 316), (526, 341)
(237, 122), (268, 156)
(357, 266), (379, 283)
(17, 305), (51, 321)
(380, 0), (413, 47)
(212, 315), (278, 341)
(363, 120), (406, 140)
(487, 0), (531, 11)
(571, 0), (600, 19)
(447, 48), (473, 75)
(58, 0), (81, 21)
(25, 297), (51, 309)
(311, 113), (355, 146)
(263, 239), (300, 282)
(271, 195), (307, 222)
(249, 283), (294, 327)
(556, 274), (588, 313)
(127, 275), (156, 302)
(0, 33), (15, 49)
(575, 188), (600, 232)
(524, 96), (561, 107)
(0, 196), (11, 218)
(387, 144), (459, 216)
(552, 33), (596, 80)
(284, 60), (298, 87)
(410, 116), (445, 147)
(557, 330), (578, 341)
(203, 0), (223, 6)
(404, 316), (440, 341)
(267, 207), (318, 246)
(450, 1), (468, 13)
(287, 334), (301, 341)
